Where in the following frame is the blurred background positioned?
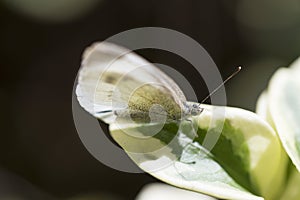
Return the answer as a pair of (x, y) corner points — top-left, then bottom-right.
(1, 0), (300, 199)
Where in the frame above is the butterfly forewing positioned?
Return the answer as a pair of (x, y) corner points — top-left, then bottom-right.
(76, 42), (187, 124)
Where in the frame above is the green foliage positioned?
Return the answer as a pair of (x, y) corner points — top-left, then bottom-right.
(110, 105), (282, 200)
(110, 57), (300, 200)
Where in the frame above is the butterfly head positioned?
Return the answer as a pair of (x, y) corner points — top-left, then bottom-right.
(184, 103), (203, 117)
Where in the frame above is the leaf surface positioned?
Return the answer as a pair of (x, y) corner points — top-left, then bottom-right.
(110, 105), (282, 200)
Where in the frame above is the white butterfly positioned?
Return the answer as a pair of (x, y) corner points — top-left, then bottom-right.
(76, 42), (203, 125)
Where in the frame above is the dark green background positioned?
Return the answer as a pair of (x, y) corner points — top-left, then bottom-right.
(0, 0), (299, 199)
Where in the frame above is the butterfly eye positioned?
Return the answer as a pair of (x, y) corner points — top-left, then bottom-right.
(192, 104), (198, 108)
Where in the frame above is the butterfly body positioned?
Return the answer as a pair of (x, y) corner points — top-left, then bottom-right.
(76, 42), (203, 125)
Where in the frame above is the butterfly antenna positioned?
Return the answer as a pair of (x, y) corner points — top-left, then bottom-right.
(200, 66), (242, 104)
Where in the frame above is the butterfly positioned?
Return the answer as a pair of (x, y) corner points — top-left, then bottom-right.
(76, 42), (204, 125)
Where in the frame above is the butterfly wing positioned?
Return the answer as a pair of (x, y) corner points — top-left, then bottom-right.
(76, 42), (187, 124)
